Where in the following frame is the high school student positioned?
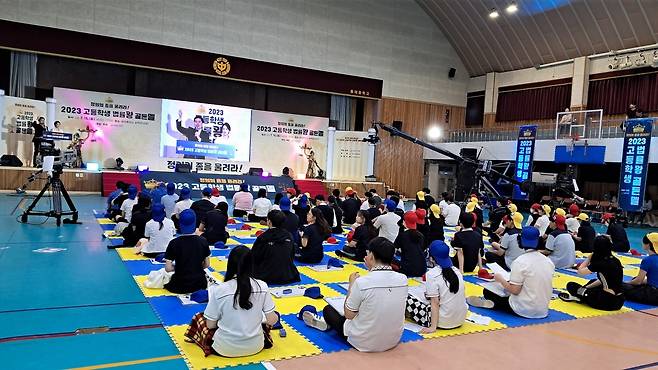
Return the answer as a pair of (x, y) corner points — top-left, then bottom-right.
(426, 204), (445, 243)
(295, 208), (331, 264)
(173, 187), (193, 221)
(328, 195), (344, 234)
(303, 237), (409, 352)
(199, 202), (229, 245)
(602, 213), (630, 252)
(405, 240), (467, 332)
(621, 233), (658, 305)
(542, 214), (576, 269)
(293, 194), (310, 230)
(232, 183), (253, 218)
(572, 213), (596, 252)
(204, 246), (279, 357)
(336, 210), (378, 261)
(252, 210), (300, 285)
(279, 197), (300, 247)
(134, 204), (176, 257)
(161, 183), (179, 218)
(451, 213), (483, 273)
(249, 188), (272, 223)
(485, 212), (523, 270)
(341, 189), (361, 225)
(373, 200), (401, 243)
(443, 195), (461, 227)
(117, 185), (138, 223)
(392, 211), (427, 278)
(191, 187), (216, 227)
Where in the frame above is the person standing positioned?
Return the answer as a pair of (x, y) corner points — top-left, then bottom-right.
(31, 116), (47, 166)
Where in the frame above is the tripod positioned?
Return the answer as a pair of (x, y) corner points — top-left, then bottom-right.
(20, 168), (79, 226)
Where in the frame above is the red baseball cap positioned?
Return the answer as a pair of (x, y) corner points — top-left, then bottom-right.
(531, 203), (541, 210)
(569, 203), (580, 216)
(346, 189), (355, 196)
(403, 211), (418, 230)
(415, 209), (426, 224)
(211, 188), (220, 197)
(554, 214), (566, 230)
(602, 213), (615, 221)
(286, 188), (296, 195)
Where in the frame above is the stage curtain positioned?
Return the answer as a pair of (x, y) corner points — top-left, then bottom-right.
(496, 83), (571, 122)
(9, 51), (37, 98)
(330, 95), (356, 130)
(588, 72), (658, 115)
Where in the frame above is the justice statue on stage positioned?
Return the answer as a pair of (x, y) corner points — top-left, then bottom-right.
(300, 143), (325, 179)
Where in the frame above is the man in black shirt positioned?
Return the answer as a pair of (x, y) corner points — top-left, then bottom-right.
(252, 210), (301, 285)
(280, 197), (300, 246)
(31, 117), (47, 166)
(422, 188), (436, 207)
(176, 111), (210, 159)
(200, 202), (229, 244)
(341, 190), (360, 224)
(572, 213), (596, 252)
(451, 213), (484, 273)
(191, 187), (216, 227)
(603, 213), (630, 252)
(164, 209), (210, 294)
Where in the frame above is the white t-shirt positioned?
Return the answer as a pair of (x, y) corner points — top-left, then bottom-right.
(424, 266), (468, 329)
(438, 200), (448, 215)
(444, 203), (461, 227)
(360, 200), (369, 211)
(210, 195), (228, 206)
(565, 218), (579, 233)
(545, 231), (576, 269)
(534, 215), (550, 235)
(508, 251), (554, 319)
(252, 198), (272, 217)
(501, 230), (523, 268)
(344, 269), (408, 352)
(373, 212), (401, 243)
(141, 218), (176, 254)
(204, 278), (275, 357)
(161, 194), (179, 218)
(120, 198), (137, 223)
(397, 199), (405, 211)
(173, 198), (193, 216)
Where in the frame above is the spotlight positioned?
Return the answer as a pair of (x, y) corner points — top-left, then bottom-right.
(489, 9), (499, 18)
(427, 127), (442, 141)
(115, 157), (124, 170)
(85, 162), (100, 171)
(505, 3), (517, 14)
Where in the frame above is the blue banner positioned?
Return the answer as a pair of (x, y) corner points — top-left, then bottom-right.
(512, 125), (537, 200)
(618, 118), (653, 212)
(138, 171), (294, 199)
(554, 145), (606, 164)
(175, 140), (236, 159)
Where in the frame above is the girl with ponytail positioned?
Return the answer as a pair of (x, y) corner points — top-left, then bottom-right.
(134, 203), (176, 257)
(204, 245), (279, 357)
(295, 207), (331, 263)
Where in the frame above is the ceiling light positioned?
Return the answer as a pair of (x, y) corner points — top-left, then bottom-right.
(506, 3), (518, 14)
(427, 127), (442, 141)
(489, 9), (499, 18)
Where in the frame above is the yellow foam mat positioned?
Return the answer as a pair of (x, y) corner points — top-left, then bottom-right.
(97, 218), (116, 224)
(230, 230), (260, 238)
(225, 238), (242, 245)
(209, 257), (228, 272)
(464, 281), (485, 296)
(297, 264), (369, 284)
(324, 251), (362, 264)
(116, 247), (149, 261)
(615, 254), (642, 266)
(134, 276), (178, 297)
(272, 284), (342, 314)
(166, 323), (320, 369)
(552, 272), (589, 290)
(623, 266), (640, 277)
(549, 299), (632, 318)
(419, 315), (507, 339)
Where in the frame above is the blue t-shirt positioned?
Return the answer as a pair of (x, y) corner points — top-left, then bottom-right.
(640, 254), (658, 288)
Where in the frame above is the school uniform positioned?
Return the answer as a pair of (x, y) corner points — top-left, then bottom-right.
(575, 222), (596, 252)
(161, 194), (180, 218)
(201, 210), (229, 244)
(394, 230), (427, 278)
(141, 218), (176, 255)
(373, 212), (401, 243)
(120, 198), (138, 223)
(484, 228), (521, 270)
(191, 198), (216, 227)
(443, 203), (461, 227)
(545, 229), (576, 269)
(426, 216), (445, 243)
(164, 235), (210, 294)
(249, 198), (272, 222)
(341, 197), (361, 225)
(450, 228), (484, 273)
(406, 266), (467, 329)
(252, 228), (300, 285)
(295, 223), (326, 263)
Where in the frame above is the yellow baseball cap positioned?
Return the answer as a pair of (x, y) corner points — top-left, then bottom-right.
(542, 204), (551, 215)
(646, 232), (658, 249)
(470, 196), (478, 203)
(416, 191), (425, 201)
(511, 212), (523, 229)
(429, 203), (441, 218)
(465, 202), (476, 213)
(555, 208), (566, 216)
(507, 203), (518, 213)
(345, 186), (353, 192)
(577, 213), (589, 221)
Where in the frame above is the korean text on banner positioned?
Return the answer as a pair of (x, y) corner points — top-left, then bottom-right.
(618, 118), (653, 212)
(512, 125), (537, 201)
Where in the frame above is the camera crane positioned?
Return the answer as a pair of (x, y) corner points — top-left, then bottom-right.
(366, 122), (534, 201)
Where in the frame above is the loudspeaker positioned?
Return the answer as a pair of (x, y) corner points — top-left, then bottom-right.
(248, 167), (263, 176)
(175, 163), (192, 173)
(455, 148), (478, 201)
(448, 68), (456, 79)
(392, 120), (403, 130)
(0, 154), (23, 167)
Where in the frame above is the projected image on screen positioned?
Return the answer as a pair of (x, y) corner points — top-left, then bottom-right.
(160, 99), (252, 161)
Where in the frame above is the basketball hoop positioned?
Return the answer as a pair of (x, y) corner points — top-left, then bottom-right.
(566, 133), (579, 154)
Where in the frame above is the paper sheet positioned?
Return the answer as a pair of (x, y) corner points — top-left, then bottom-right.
(466, 312), (492, 326)
(338, 283), (350, 291)
(149, 259), (165, 265)
(179, 295), (202, 305)
(403, 321), (423, 333)
(307, 265), (343, 272)
(269, 286), (308, 298)
(486, 262), (510, 281)
(480, 281), (510, 297)
(325, 296), (346, 316)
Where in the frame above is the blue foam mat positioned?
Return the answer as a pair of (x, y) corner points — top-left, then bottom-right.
(269, 273), (318, 288)
(467, 305), (574, 327)
(124, 260), (169, 276)
(148, 296), (206, 326)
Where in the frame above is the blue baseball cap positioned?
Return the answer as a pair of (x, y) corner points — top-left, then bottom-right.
(327, 257), (344, 269)
(179, 209), (197, 234)
(303, 286), (323, 299)
(151, 203), (166, 223)
(385, 199), (397, 211)
(279, 196), (291, 211)
(127, 185), (138, 199)
(429, 240), (452, 268)
(214, 241), (227, 249)
(297, 305), (317, 320)
(521, 226), (540, 249)
(202, 187), (212, 196)
(154, 253), (166, 263)
(180, 187), (191, 200)
(166, 182), (176, 195)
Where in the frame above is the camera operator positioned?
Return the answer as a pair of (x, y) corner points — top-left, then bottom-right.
(31, 117), (47, 167)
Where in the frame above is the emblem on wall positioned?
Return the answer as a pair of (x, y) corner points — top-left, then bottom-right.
(213, 57), (231, 76)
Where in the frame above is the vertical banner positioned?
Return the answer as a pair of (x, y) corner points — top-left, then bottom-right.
(618, 118), (653, 212)
(512, 125), (537, 200)
(332, 130), (369, 181)
(250, 110), (328, 178)
(0, 95), (47, 166)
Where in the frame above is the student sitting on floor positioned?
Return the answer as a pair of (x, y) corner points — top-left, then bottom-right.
(293, 194), (310, 230)
(295, 208), (331, 264)
(560, 236), (625, 311)
(602, 213), (631, 252)
(373, 200), (402, 243)
(232, 183), (253, 218)
(392, 211), (427, 278)
(534, 204), (551, 237)
(134, 204), (176, 257)
(451, 213), (484, 273)
(209, 187), (227, 207)
(164, 209), (211, 294)
(160, 183), (179, 218)
(249, 188), (272, 223)
(271, 192), (284, 211)
(252, 210), (300, 285)
(204, 245), (279, 357)
(542, 214), (576, 269)
(328, 195), (344, 234)
(191, 187), (217, 228)
(467, 227), (555, 319)
(622, 232), (658, 306)
(336, 210), (378, 261)
(199, 202), (229, 245)
(426, 204), (445, 243)
(572, 213), (596, 253)
(120, 193), (152, 247)
(415, 208), (429, 246)
(172, 187), (193, 230)
(106, 181), (126, 215)
(108, 182), (130, 219)
(115, 185), (138, 223)
(303, 237), (409, 352)
(278, 197), (300, 247)
(150, 182), (167, 204)
(341, 189), (361, 225)
(484, 212), (523, 270)
(405, 240), (467, 333)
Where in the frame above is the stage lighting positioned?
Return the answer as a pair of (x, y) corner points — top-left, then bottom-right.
(489, 9), (499, 19)
(137, 165), (149, 172)
(115, 157), (124, 170)
(505, 3), (517, 14)
(427, 127), (442, 141)
(85, 162), (100, 171)
(261, 171), (270, 177)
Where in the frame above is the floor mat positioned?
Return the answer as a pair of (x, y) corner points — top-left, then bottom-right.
(297, 264), (369, 284)
(271, 284), (343, 315)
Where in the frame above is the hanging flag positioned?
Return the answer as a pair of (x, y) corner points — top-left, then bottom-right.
(512, 125), (537, 200)
(618, 118), (653, 212)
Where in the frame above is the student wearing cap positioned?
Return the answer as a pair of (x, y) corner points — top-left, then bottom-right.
(373, 200), (402, 243)
(560, 236), (624, 310)
(150, 182), (167, 204)
(427, 204), (445, 243)
(467, 226), (555, 319)
(485, 198), (510, 238)
(526, 203), (542, 227)
(569, 203), (580, 218)
(232, 183), (253, 218)
(117, 185), (139, 223)
(249, 188), (272, 223)
(295, 208), (331, 263)
(337, 210), (378, 261)
(622, 233), (658, 305)
(204, 245), (279, 357)
(443, 195), (461, 227)
(164, 209), (211, 294)
(332, 189), (343, 209)
(286, 187), (297, 198)
(342, 189), (361, 225)
(134, 204), (176, 257)
(328, 195), (344, 234)
(542, 214), (576, 269)
(438, 192), (449, 215)
(485, 212), (523, 270)
(199, 202), (229, 245)
(173, 187), (193, 222)
(109, 182), (130, 219)
(602, 213), (630, 252)
(534, 204), (551, 237)
(293, 194), (311, 230)
(191, 187), (217, 227)
(451, 213), (484, 273)
(392, 211), (427, 278)
(252, 210), (300, 285)
(422, 188), (436, 207)
(405, 240), (467, 332)
(161, 183), (180, 218)
(106, 181), (127, 215)
(414, 191), (427, 211)
(279, 197), (300, 247)
(465, 201), (482, 232)
(209, 187), (227, 206)
(415, 208), (429, 246)
(572, 213), (596, 252)
(120, 193), (153, 247)
(303, 237), (409, 352)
